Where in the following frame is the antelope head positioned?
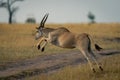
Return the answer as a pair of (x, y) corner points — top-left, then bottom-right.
(35, 13), (49, 40)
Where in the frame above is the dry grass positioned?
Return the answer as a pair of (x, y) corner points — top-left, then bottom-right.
(0, 23), (120, 62)
(0, 23), (120, 80)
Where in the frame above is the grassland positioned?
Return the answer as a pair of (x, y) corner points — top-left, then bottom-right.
(0, 23), (120, 80)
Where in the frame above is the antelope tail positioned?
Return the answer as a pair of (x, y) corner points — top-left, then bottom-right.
(95, 44), (103, 51)
(88, 34), (103, 51)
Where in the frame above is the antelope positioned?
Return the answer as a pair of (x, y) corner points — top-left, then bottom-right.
(35, 13), (103, 72)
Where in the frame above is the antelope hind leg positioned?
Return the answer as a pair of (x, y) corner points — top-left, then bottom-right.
(89, 50), (103, 71)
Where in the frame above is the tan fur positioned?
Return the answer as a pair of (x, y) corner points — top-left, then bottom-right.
(35, 13), (103, 72)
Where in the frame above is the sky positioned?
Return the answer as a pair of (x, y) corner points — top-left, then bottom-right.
(0, 0), (120, 23)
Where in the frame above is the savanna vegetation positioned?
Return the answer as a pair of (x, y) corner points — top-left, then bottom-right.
(0, 23), (120, 80)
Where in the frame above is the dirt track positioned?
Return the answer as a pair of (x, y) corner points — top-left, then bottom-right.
(0, 49), (120, 80)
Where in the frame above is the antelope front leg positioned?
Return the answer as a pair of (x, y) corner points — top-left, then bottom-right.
(40, 37), (50, 52)
(41, 39), (48, 52)
(37, 37), (45, 50)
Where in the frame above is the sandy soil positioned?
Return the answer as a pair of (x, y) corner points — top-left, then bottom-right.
(0, 49), (120, 80)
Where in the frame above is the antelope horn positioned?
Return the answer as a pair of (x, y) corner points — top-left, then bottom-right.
(39, 13), (49, 28)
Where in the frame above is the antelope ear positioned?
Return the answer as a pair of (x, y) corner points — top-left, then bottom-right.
(36, 27), (39, 29)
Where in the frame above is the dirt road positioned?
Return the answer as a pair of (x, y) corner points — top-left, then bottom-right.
(0, 49), (120, 80)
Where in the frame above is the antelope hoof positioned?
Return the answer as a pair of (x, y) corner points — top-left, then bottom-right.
(92, 68), (96, 73)
(99, 66), (103, 71)
(41, 47), (45, 52)
(37, 45), (40, 50)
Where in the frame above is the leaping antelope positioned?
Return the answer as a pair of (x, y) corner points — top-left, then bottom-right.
(35, 13), (103, 72)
